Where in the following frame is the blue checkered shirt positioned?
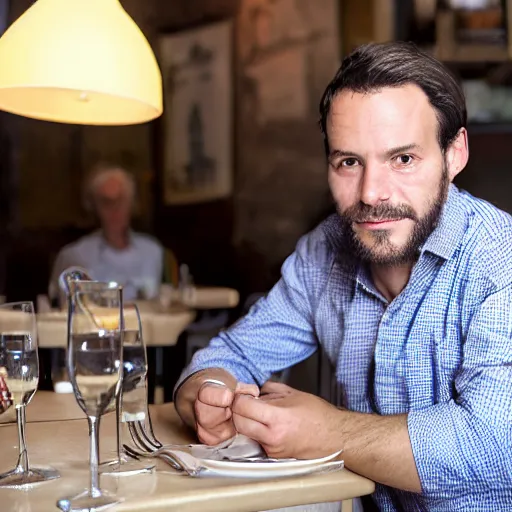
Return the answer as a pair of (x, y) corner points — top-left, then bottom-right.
(178, 185), (512, 511)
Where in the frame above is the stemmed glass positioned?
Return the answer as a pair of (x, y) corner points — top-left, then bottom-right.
(58, 281), (123, 512)
(0, 301), (60, 486)
(101, 303), (154, 475)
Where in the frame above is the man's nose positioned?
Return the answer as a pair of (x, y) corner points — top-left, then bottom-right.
(359, 163), (391, 206)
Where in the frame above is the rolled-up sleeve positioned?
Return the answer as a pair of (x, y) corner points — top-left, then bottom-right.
(175, 232), (331, 389)
(408, 284), (512, 499)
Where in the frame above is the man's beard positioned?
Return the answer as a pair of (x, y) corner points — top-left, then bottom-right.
(337, 165), (450, 266)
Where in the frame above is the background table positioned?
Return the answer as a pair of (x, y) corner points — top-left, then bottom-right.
(37, 287), (239, 404)
(0, 393), (375, 512)
(36, 304), (196, 404)
(37, 305), (196, 349)
(36, 283), (242, 349)
(169, 286), (240, 310)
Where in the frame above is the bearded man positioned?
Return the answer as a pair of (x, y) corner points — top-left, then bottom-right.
(174, 42), (512, 511)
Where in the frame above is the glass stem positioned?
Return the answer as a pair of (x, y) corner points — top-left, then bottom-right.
(116, 385), (123, 463)
(88, 415), (101, 497)
(15, 405), (29, 473)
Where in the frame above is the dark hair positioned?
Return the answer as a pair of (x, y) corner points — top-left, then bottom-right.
(319, 41), (467, 155)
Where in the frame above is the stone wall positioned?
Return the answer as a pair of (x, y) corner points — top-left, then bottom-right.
(233, 0), (339, 290)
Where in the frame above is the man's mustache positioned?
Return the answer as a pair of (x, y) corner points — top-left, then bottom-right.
(342, 202), (418, 223)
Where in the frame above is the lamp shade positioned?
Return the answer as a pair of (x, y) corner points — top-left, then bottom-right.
(0, 0), (163, 125)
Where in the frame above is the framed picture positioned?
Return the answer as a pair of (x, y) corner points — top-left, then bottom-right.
(158, 20), (234, 205)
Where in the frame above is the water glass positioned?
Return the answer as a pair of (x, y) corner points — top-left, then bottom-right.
(0, 301), (60, 486)
(101, 303), (154, 475)
(58, 281), (123, 511)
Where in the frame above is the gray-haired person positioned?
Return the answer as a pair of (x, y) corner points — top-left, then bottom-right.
(49, 163), (163, 303)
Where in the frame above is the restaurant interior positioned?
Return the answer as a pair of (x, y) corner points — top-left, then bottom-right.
(1, 0), (511, 403)
(0, 0), (510, 510)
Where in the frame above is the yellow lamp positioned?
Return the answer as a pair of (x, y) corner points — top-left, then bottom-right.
(0, 0), (162, 125)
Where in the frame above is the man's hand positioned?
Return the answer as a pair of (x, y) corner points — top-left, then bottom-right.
(231, 381), (342, 459)
(174, 368), (260, 445)
(233, 381), (422, 492)
(195, 381), (259, 445)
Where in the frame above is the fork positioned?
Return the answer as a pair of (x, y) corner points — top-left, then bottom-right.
(128, 420), (160, 451)
(123, 445), (206, 476)
(124, 376), (164, 452)
(123, 444), (184, 472)
(127, 420), (197, 453)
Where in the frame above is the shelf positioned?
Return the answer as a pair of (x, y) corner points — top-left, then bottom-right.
(437, 44), (508, 63)
(435, 9), (511, 64)
(468, 122), (512, 134)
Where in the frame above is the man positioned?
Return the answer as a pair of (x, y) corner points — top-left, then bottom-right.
(174, 42), (512, 511)
(49, 163), (163, 303)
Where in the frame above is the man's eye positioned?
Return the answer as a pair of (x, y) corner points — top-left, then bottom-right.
(396, 154), (413, 165)
(341, 158), (359, 167)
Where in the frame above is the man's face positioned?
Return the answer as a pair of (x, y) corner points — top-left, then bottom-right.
(94, 175), (132, 236)
(326, 85), (452, 266)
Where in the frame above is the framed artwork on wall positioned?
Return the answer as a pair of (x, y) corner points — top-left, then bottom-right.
(158, 20), (234, 205)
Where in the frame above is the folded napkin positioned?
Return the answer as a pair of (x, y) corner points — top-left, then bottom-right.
(189, 434), (265, 461)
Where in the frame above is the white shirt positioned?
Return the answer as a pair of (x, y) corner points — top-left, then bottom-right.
(49, 230), (164, 302)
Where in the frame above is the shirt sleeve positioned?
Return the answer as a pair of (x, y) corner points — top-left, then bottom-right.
(175, 232), (331, 389)
(408, 284), (512, 499)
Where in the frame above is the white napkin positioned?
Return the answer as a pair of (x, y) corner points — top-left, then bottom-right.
(190, 434), (265, 461)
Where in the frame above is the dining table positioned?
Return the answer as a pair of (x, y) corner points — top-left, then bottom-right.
(0, 392), (375, 512)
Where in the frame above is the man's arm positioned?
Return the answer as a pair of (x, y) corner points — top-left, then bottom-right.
(335, 286), (512, 496)
(232, 383), (421, 492)
(234, 286), (512, 498)
(337, 411), (421, 492)
(173, 232), (331, 415)
(173, 229), (332, 440)
(406, 285), (512, 499)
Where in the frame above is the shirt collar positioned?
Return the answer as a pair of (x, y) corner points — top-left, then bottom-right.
(420, 184), (468, 261)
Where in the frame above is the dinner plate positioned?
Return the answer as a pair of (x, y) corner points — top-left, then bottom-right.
(198, 450), (343, 478)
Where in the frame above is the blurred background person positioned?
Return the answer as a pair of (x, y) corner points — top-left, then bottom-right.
(48, 162), (164, 304)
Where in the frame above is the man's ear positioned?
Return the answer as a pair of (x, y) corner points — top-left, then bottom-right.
(445, 128), (469, 182)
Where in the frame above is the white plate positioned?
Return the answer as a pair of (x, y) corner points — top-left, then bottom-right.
(199, 451), (342, 478)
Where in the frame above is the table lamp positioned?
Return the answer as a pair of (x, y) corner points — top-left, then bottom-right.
(0, 0), (162, 125)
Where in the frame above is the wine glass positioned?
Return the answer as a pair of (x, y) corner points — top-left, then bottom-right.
(0, 301), (60, 486)
(101, 303), (155, 475)
(58, 281), (123, 512)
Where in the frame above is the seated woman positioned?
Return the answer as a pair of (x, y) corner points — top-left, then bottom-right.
(49, 162), (163, 304)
